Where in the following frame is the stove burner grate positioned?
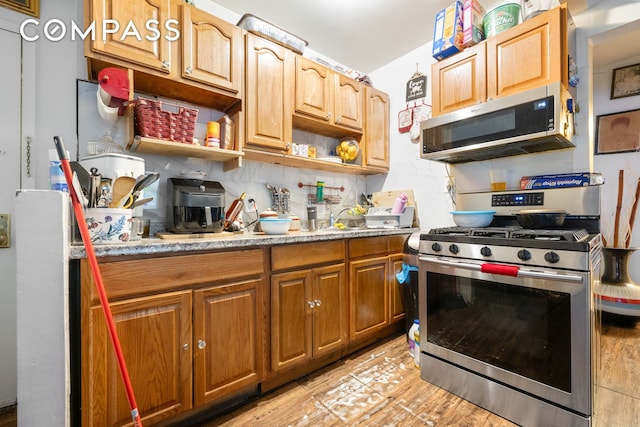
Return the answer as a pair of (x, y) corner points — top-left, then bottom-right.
(511, 229), (589, 242)
(426, 227), (590, 243)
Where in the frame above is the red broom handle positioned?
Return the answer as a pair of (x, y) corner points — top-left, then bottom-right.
(54, 137), (142, 426)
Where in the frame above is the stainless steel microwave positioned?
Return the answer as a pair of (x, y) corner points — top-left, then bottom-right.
(421, 82), (574, 163)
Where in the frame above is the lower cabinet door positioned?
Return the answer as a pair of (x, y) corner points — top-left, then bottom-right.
(349, 257), (389, 341)
(389, 254), (406, 322)
(271, 270), (313, 371)
(312, 264), (347, 357)
(85, 291), (193, 427)
(193, 279), (264, 405)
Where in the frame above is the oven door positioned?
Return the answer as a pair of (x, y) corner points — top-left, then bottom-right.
(418, 255), (591, 415)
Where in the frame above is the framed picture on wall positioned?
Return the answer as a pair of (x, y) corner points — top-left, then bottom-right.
(0, 0), (38, 17)
(595, 109), (640, 154)
(611, 63), (640, 99)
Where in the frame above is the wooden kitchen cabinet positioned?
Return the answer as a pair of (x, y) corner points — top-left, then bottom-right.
(181, 4), (243, 94)
(245, 33), (294, 152)
(349, 236), (407, 342)
(294, 56), (333, 122)
(80, 249), (265, 426)
(432, 42), (486, 117)
(363, 86), (390, 170)
(334, 73), (364, 131)
(271, 269), (313, 371)
(349, 256), (389, 340)
(270, 242), (347, 373)
(89, 0), (176, 74)
(293, 56), (364, 132)
(431, 4), (568, 117)
(486, 5), (566, 99)
(389, 254), (405, 322)
(193, 278), (264, 405)
(86, 0), (243, 118)
(84, 291), (193, 426)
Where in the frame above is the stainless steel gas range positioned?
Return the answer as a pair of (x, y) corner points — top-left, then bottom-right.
(418, 186), (602, 427)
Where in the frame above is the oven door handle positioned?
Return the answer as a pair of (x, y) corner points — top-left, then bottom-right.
(420, 257), (584, 283)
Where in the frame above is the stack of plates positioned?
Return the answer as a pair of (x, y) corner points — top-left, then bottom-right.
(317, 156), (342, 164)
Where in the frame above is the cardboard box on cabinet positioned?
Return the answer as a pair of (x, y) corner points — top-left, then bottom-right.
(432, 1), (464, 61)
(463, 0), (486, 47)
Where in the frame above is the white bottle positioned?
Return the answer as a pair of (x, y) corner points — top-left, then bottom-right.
(414, 324), (420, 368)
(408, 319), (419, 357)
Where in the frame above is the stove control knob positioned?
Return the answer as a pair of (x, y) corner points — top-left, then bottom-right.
(431, 243), (442, 252)
(545, 251), (560, 264)
(449, 244), (460, 254)
(517, 249), (532, 261)
(480, 247), (492, 257)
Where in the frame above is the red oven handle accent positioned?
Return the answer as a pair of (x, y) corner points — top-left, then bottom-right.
(481, 263), (520, 277)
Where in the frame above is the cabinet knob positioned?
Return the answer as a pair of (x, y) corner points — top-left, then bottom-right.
(185, 66), (193, 74)
(284, 143), (291, 151)
(326, 112), (331, 119)
(197, 339), (207, 350)
(336, 116), (341, 124)
(162, 60), (170, 69)
(307, 301), (316, 308)
(182, 343), (189, 351)
(314, 299), (322, 307)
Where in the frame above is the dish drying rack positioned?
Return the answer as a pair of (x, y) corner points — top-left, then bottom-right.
(298, 182), (344, 205)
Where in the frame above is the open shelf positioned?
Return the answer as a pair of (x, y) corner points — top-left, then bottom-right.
(127, 136), (244, 162)
(243, 148), (382, 175)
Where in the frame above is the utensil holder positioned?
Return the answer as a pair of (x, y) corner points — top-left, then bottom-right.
(271, 192), (290, 213)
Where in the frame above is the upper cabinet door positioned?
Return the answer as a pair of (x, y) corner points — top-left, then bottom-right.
(294, 56), (332, 121)
(432, 42), (487, 117)
(363, 86), (390, 170)
(181, 4), (242, 94)
(245, 34), (293, 152)
(486, 5), (564, 99)
(91, 0), (174, 73)
(334, 74), (364, 131)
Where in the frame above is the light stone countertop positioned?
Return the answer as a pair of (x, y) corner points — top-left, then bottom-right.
(68, 227), (418, 259)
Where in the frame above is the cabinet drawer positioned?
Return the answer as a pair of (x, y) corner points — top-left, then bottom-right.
(272, 241), (345, 271)
(388, 235), (408, 254)
(88, 249), (264, 301)
(349, 236), (390, 258)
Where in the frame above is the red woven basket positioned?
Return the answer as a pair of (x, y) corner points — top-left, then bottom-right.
(134, 97), (198, 144)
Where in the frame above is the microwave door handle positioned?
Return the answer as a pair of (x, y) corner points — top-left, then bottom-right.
(421, 257), (584, 283)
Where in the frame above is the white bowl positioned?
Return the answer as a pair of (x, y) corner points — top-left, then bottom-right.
(450, 210), (496, 228)
(259, 218), (291, 235)
(85, 208), (132, 243)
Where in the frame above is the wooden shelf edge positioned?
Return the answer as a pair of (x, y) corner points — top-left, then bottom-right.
(292, 114), (363, 139)
(127, 136), (245, 163)
(242, 148), (385, 175)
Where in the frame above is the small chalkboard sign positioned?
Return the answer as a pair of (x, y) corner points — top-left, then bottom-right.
(406, 74), (427, 102)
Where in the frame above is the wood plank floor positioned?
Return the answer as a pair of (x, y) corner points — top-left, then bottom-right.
(593, 313), (640, 427)
(206, 335), (517, 426)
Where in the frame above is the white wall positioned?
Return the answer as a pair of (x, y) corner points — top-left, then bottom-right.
(0, 0), (81, 408)
(593, 53), (640, 280)
(367, 44), (454, 230)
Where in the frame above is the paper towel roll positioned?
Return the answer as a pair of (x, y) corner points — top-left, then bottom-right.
(96, 86), (118, 123)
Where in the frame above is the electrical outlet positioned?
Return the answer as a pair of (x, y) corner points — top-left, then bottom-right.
(0, 214), (10, 248)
